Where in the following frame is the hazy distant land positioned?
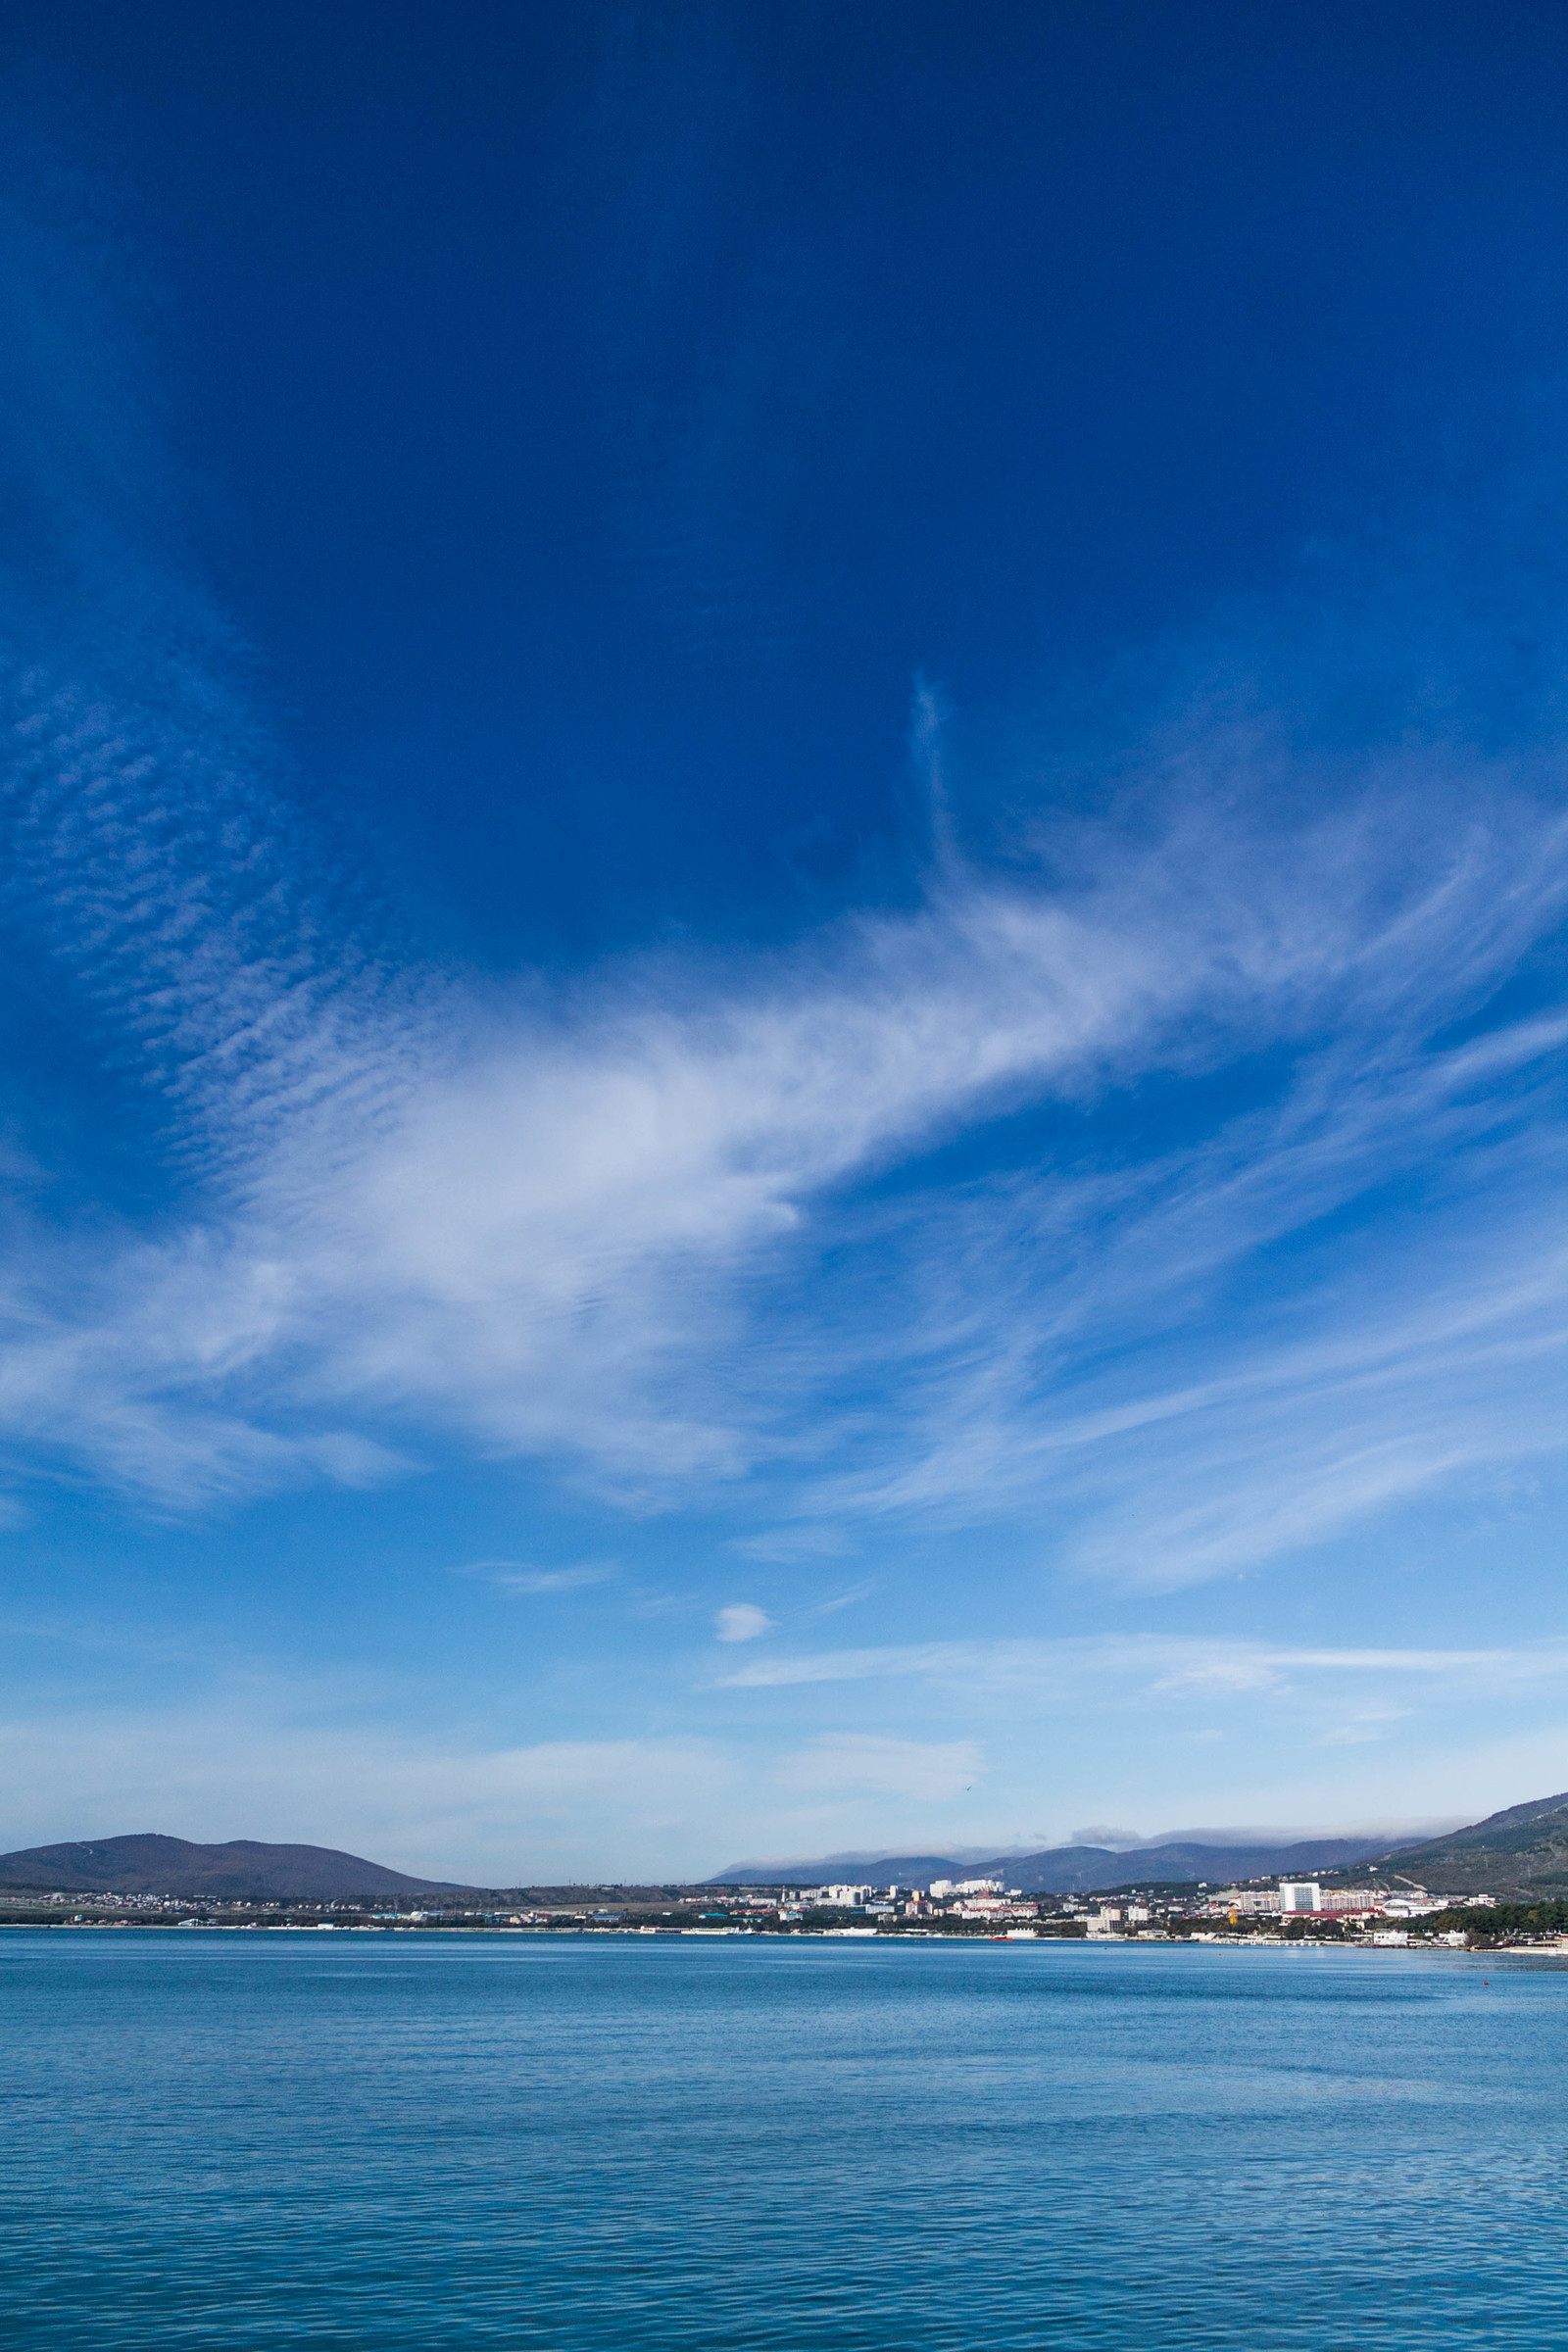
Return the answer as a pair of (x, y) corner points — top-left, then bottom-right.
(2, 1790), (1566, 1917)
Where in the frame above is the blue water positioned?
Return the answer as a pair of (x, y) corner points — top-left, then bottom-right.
(3, 1933), (1566, 2347)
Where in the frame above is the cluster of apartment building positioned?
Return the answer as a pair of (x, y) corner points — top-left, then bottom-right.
(698, 1877), (1494, 1936)
(784, 1878), (1040, 1923)
(1074, 1880), (1495, 1938)
(1213, 1880), (1474, 1921)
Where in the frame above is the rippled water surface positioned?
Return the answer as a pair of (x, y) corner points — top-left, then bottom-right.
(3, 1931), (1566, 2347)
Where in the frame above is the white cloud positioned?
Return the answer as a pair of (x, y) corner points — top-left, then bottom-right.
(453, 1561), (617, 1595)
(714, 1602), (774, 1642)
(754, 1015), (1568, 1586)
(717, 1633), (1568, 1692)
(0, 590), (1565, 1606)
(0, 1616), (1560, 1878)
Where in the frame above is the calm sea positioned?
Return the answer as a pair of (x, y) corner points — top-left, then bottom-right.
(3, 1931), (1565, 2347)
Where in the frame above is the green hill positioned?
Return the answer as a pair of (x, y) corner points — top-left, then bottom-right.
(1373, 1791), (1568, 1898)
(0, 1835), (474, 1901)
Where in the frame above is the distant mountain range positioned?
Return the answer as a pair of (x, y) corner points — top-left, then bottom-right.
(712, 1792), (1568, 1896)
(0, 1836), (476, 1901)
(709, 1833), (1416, 1894)
(7, 1789), (1568, 1903)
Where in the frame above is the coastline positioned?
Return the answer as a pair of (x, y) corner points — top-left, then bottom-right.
(7, 1920), (1567, 1955)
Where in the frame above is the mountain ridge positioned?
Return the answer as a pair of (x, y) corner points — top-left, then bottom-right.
(709, 1833), (1415, 1894)
(713, 1791), (1568, 1897)
(12, 1790), (1568, 1904)
(0, 1835), (477, 1900)
(1358, 1790), (1568, 1898)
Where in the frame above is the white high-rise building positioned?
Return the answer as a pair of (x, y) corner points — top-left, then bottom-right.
(1278, 1881), (1323, 1913)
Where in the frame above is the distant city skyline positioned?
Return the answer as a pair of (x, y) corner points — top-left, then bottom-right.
(2, 2), (1567, 1878)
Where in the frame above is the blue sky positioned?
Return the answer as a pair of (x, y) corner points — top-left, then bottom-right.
(2, 1), (1567, 1880)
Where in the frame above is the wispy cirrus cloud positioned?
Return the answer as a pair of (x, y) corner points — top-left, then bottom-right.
(1, 620), (1564, 1582)
(716, 1634), (1568, 1693)
(754, 987), (1568, 1583)
(1, 227), (1567, 1589)
(452, 1561), (617, 1596)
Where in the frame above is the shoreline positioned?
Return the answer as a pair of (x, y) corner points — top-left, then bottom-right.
(5, 1921), (1566, 1955)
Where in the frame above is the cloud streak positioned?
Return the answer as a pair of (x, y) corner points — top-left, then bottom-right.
(453, 1562), (617, 1596)
(0, 291), (1566, 1597)
(716, 1634), (1568, 1693)
(1, 619), (1564, 1592)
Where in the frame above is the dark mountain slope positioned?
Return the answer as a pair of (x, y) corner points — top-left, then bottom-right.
(0, 1835), (476, 1900)
(711, 1834), (1408, 1894)
(1369, 1792), (1568, 1898)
